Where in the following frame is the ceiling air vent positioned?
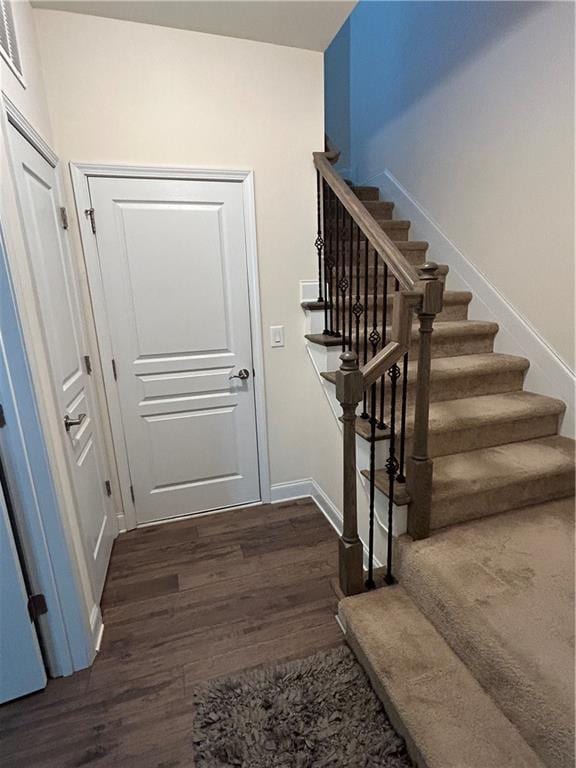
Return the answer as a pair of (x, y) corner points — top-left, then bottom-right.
(0, 0), (22, 78)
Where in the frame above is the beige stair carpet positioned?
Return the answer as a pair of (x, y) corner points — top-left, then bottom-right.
(396, 497), (575, 768)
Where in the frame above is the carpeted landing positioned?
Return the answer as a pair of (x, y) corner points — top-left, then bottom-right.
(192, 645), (411, 768)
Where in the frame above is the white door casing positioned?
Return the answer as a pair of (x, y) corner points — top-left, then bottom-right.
(86, 175), (263, 524)
(8, 126), (116, 601)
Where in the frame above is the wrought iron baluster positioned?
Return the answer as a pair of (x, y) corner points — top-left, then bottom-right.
(397, 351), (409, 483)
(377, 263), (389, 430)
(385, 363), (401, 585)
(338, 206), (350, 353)
(353, 220), (363, 362)
(334, 200), (341, 338)
(322, 179), (332, 336)
(361, 238), (370, 419)
(366, 381), (377, 590)
(348, 214), (354, 352)
(368, 249), (381, 425)
(315, 171), (324, 303)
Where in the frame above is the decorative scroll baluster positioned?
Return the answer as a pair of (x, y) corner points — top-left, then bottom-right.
(366, 381), (377, 590)
(348, 214), (354, 352)
(384, 363), (401, 585)
(322, 181), (332, 336)
(338, 208), (350, 353)
(361, 239), (370, 419)
(335, 351), (364, 596)
(334, 199), (341, 338)
(377, 264), (389, 430)
(353, 221), (363, 362)
(315, 170), (324, 303)
(368, 247), (381, 422)
(396, 351), (409, 483)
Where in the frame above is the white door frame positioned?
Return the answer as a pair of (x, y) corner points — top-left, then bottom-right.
(70, 163), (271, 529)
(1, 94), (107, 669)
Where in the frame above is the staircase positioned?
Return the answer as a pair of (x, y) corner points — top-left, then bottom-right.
(303, 156), (575, 767)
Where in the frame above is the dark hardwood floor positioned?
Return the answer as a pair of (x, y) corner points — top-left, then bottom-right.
(0, 499), (343, 767)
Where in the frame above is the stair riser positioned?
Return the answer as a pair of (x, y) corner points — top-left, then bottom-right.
(353, 187), (379, 201)
(326, 252), (426, 268)
(322, 366), (527, 406)
(307, 301), (469, 333)
(372, 413), (561, 463)
(426, 414), (562, 459)
(430, 468), (575, 530)
(329, 274), (446, 292)
(362, 201), (394, 219)
(363, 371), (527, 407)
(320, 331), (497, 362)
(326, 227), (410, 243)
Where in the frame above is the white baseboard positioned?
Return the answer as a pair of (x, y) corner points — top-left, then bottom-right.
(270, 478), (342, 535)
(270, 478), (383, 570)
(90, 604), (104, 655)
(367, 168), (575, 438)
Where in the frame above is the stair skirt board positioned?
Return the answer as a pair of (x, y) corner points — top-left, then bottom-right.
(361, 168), (575, 439)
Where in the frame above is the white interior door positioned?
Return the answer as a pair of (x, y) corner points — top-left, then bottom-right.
(9, 127), (115, 600)
(87, 176), (261, 525)
(0, 481), (46, 703)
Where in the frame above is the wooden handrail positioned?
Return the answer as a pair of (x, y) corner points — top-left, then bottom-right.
(314, 151), (421, 291)
(319, 140), (445, 592)
(360, 289), (421, 387)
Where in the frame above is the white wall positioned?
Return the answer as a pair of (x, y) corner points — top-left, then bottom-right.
(346, 1), (574, 371)
(34, 9), (340, 497)
(324, 19), (351, 175)
(1, 1), (98, 670)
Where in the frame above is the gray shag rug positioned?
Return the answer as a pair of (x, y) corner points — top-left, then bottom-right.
(192, 645), (411, 767)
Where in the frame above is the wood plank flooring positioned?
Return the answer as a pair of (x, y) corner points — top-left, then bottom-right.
(0, 499), (343, 767)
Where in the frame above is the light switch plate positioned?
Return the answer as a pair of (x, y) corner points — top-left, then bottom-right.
(270, 325), (285, 348)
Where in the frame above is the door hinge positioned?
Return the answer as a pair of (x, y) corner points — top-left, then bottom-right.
(0, 404), (5, 428)
(28, 593), (48, 622)
(111, 359), (117, 380)
(84, 354), (92, 375)
(130, 485), (135, 504)
(59, 206), (69, 230)
(85, 208), (96, 234)
(105, 480), (112, 497)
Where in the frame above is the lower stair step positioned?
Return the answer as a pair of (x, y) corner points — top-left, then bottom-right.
(355, 391), (565, 457)
(339, 585), (544, 768)
(396, 498), (575, 768)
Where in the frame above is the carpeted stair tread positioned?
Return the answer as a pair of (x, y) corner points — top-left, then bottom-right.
(352, 391), (564, 454)
(320, 352), (529, 403)
(396, 497), (575, 768)
(373, 435), (574, 529)
(306, 319), (498, 356)
(351, 185), (380, 200)
(302, 289), (471, 313)
(339, 585), (545, 768)
(362, 200), (395, 219)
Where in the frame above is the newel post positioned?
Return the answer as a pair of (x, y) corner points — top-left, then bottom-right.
(335, 351), (364, 596)
(406, 263), (444, 540)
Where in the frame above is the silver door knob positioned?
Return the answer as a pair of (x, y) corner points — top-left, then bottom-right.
(228, 368), (250, 381)
(64, 413), (86, 432)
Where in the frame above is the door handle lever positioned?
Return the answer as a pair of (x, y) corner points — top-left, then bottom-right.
(228, 368), (250, 381)
(64, 413), (86, 432)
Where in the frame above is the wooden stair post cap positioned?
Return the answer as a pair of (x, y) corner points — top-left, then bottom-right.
(340, 350), (359, 371)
